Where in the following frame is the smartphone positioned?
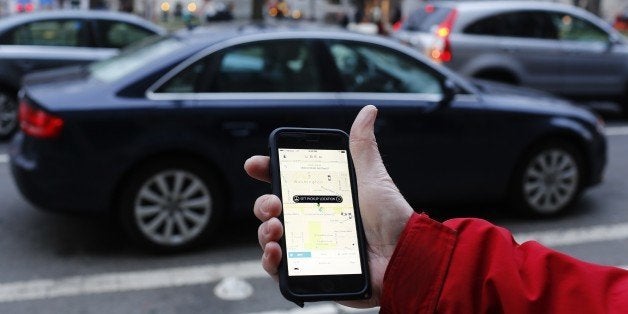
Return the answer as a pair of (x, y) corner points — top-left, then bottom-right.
(269, 127), (370, 306)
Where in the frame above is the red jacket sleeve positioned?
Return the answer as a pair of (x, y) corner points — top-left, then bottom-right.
(380, 213), (628, 314)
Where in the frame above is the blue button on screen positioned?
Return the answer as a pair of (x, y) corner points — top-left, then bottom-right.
(288, 252), (312, 258)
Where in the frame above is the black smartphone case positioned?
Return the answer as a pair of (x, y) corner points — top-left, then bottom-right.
(268, 127), (371, 307)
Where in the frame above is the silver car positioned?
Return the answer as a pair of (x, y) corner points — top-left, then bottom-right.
(0, 10), (166, 140)
(393, 1), (628, 114)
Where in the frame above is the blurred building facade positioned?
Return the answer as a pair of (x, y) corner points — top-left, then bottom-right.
(0, 0), (623, 23)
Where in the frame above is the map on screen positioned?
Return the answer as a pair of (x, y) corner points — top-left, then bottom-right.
(278, 148), (362, 276)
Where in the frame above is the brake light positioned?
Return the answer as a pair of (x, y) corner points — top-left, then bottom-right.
(429, 9), (457, 63)
(430, 41), (452, 62)
(19, 101), (64, 139)
(393, 18), (403, 31)
(437, 27), (450, 38)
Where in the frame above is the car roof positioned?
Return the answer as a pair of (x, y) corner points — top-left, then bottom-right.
(170, 22), (462, 68)
(174, 21), (354, 43)
(160, 22), (476, 91)
(0, 10), (166, 34)
(175, 20), (452, 52)
(429, 1), (581, 12)
(422, 1), (618, 34)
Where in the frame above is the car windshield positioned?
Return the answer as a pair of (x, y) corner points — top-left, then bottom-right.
(403, 5), (453, 32)
(89, 35), (184, 83)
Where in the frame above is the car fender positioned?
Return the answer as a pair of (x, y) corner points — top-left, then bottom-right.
(548, 117), (596, 143)
(517, 116), (601, 187)
(110, 129), (231, 212)
(459, 53), (524, 82)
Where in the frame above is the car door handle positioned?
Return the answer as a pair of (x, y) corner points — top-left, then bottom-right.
(222, 121), (258, 137)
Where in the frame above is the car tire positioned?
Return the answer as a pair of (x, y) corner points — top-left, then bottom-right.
(0, 91), (18, 141)
(118, 158), (223, 252)
(510, 141), (584, 217)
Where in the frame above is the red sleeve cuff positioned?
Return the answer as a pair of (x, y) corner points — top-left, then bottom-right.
(380, 213), (457, 314)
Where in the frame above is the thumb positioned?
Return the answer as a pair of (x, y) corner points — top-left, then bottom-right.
(349, 106), (414, 250)
(349, 105), (394, 185)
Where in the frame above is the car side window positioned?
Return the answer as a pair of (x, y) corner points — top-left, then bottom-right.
(549, 13), (608, 42)
(156, 40), (324, 93)
(464, 11), (558, 39)
(156, 60), (208, 93)
(209, 40), (323, 92)
(96, 20), (155, 49)
(0, 19), (89, 46)
(327, 41), (442, 94)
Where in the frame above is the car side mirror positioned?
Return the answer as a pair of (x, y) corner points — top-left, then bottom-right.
(440, 79), (458, 107)
(607, 33), (623, 49)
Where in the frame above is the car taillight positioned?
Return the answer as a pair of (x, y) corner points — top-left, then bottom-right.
(19, 100), (64, 139)
(430, 37), (453, 62)
(429, 9), (457, 63)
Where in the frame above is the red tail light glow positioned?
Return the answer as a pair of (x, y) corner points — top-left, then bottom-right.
(429, 9), (457, 63)
(19, 101), (64, 139)
(437, 26), (450, 38)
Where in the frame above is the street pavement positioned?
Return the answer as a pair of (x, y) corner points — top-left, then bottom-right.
(0, 121), (627, 313)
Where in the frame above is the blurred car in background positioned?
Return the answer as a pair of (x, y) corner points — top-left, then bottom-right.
(393, 1), (628, 114)
(10, 24), (606, 251)
(0, 10), (165, 140)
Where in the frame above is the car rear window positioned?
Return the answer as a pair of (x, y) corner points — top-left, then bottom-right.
(89, 35), (183, 82)
(402, 5), (453, 32)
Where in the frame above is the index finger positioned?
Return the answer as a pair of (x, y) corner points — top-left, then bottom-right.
(244, 155), (271, 183)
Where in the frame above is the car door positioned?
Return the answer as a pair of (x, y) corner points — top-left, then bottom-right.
(0, 18), (114, 75)
(549, 11), (626, 97)
(461, 10), (564, 93)
(324, 39), (491, 205)
(149, 38), (346, 212)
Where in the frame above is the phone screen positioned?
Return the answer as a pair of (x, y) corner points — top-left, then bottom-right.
(278, 148), (362, 277)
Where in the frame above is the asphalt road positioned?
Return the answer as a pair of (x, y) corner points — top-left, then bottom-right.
(0, 120), (627, 314)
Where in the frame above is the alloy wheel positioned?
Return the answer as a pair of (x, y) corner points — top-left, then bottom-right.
(522, 149), (579, 215)
(134, 170), (212, 246)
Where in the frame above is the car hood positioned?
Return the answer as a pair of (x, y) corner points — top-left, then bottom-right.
(470, 79), (598, 123)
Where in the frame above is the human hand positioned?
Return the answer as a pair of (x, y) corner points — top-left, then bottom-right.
(244, 105), (414, 308)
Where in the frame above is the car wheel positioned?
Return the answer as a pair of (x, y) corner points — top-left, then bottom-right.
(0, 91), (18, 140)
(511, 142), (583, 216)
(119, 159), (222, 251)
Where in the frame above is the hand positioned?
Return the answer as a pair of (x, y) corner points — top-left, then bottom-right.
(244, 105), (414, 308)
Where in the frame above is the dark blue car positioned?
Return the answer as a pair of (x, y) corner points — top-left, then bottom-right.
(10, 24), (606, 251)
